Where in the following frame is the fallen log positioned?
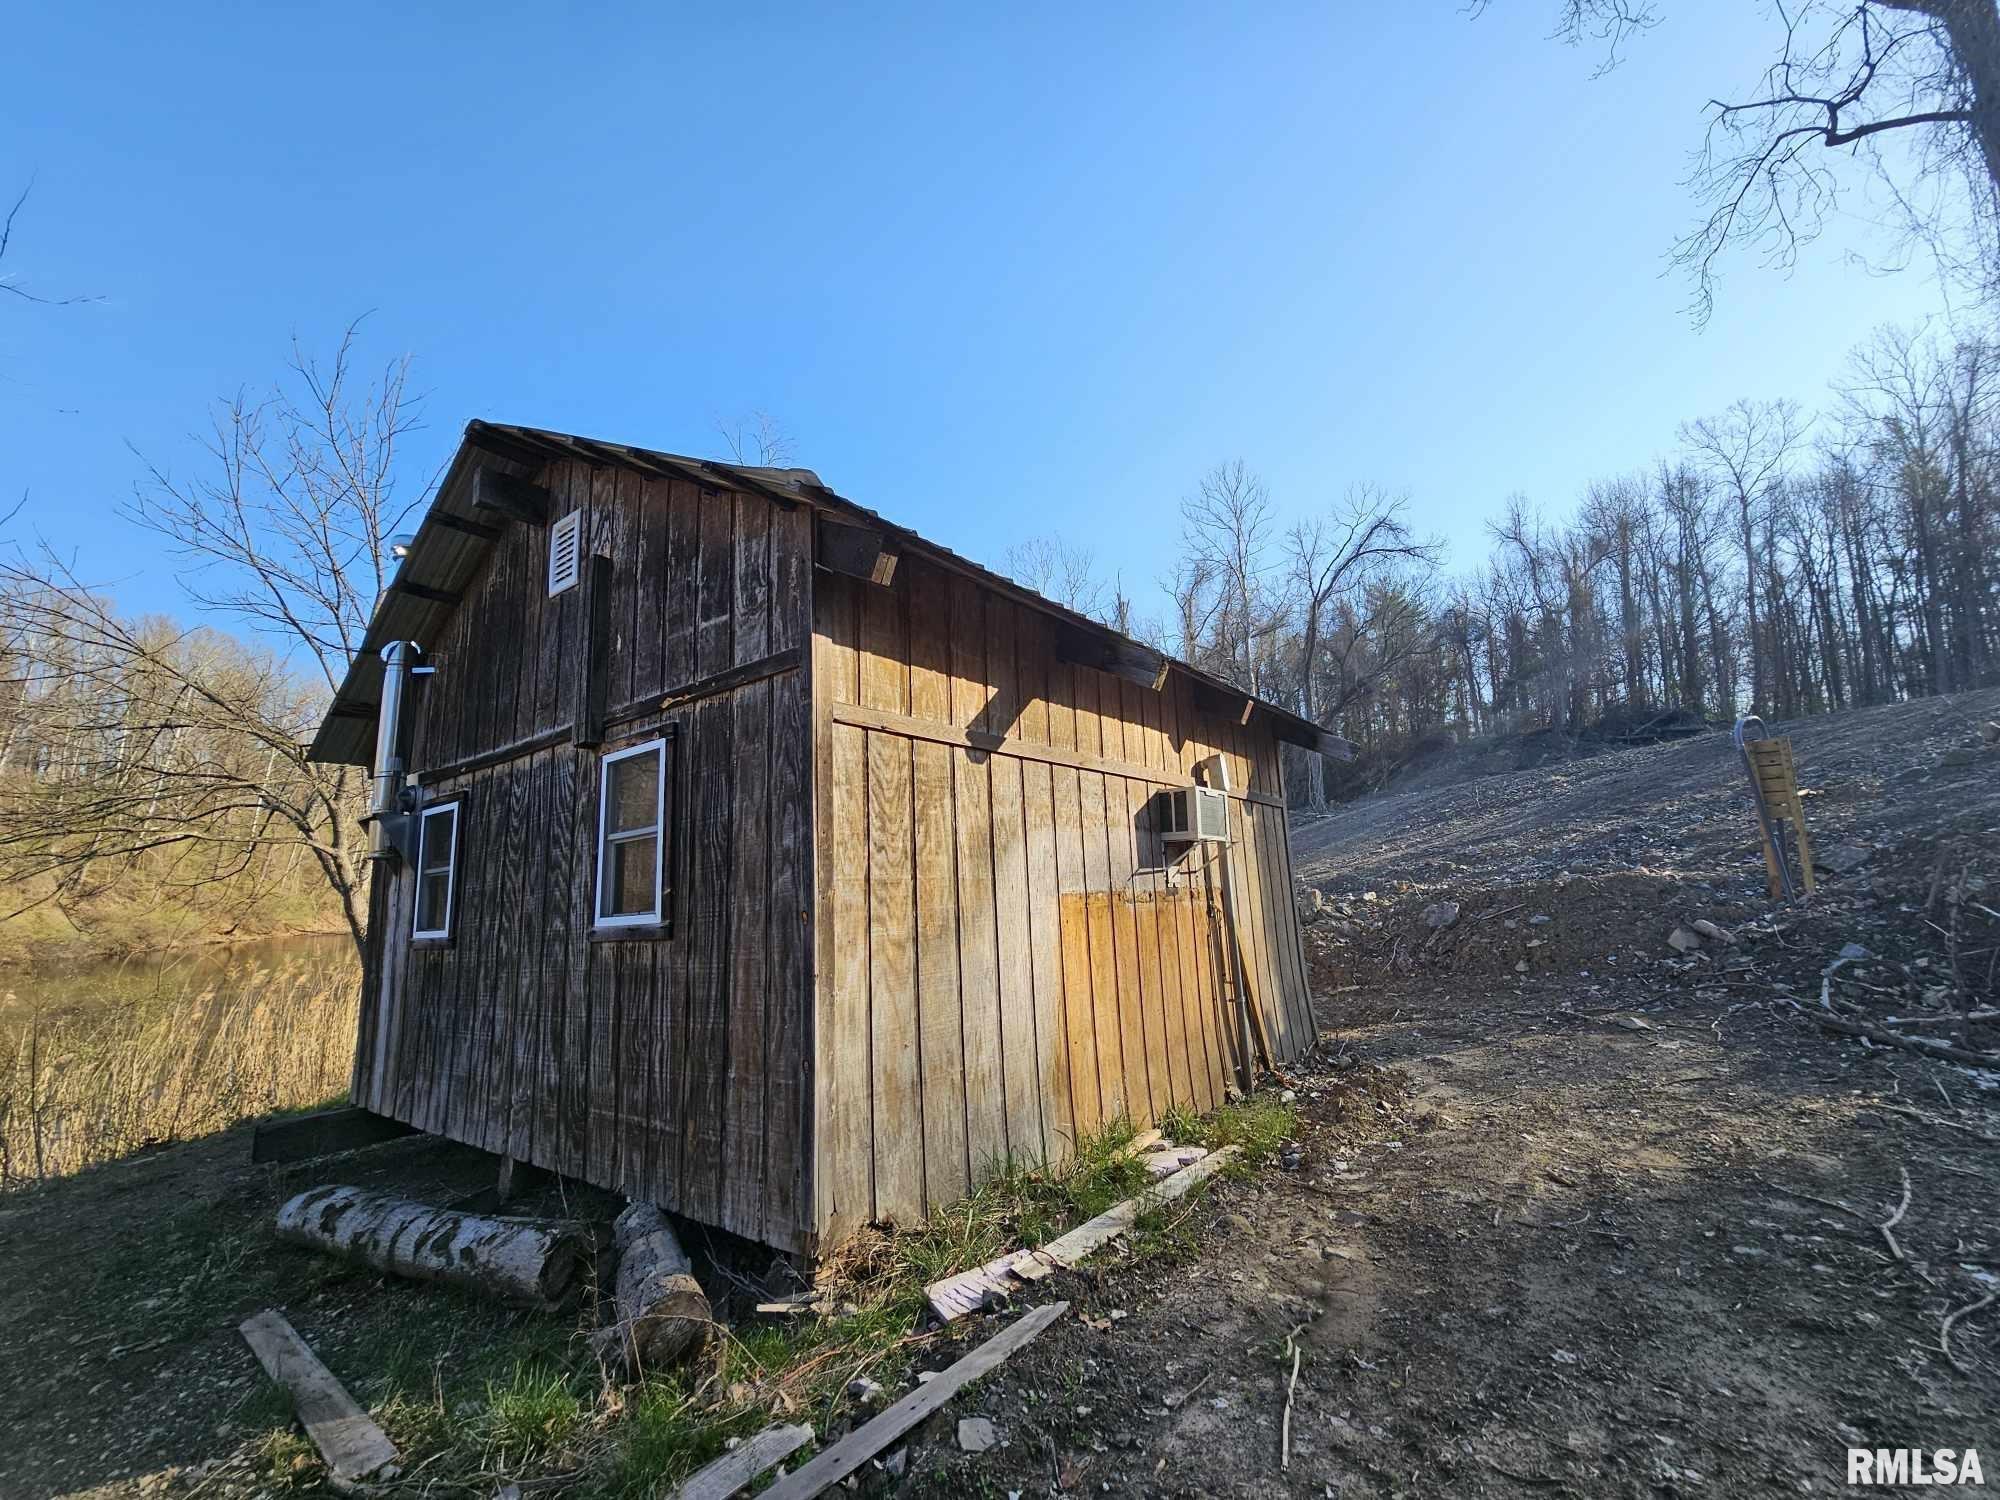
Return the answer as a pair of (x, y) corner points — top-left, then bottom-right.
(592, 1203), (712, 1374)
(274, 1185), (587, 1309)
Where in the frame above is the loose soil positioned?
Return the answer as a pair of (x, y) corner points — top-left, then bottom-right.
(2, 691), (1996, 1498)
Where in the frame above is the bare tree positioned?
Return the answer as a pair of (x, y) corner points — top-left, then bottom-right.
(1486, 2), (2000, 318)
(1005, 532), (1112, 619)
(2, 323), (424, 955)
(0, 181), (97, 310)
(1284, 486), (1441, 808)
(1682, 398), (1806, 714)
(714, 410), (797, 468)
(1180, 461), (1280, 692)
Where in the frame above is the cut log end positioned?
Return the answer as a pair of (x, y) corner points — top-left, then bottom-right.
(595, 1203), (713, 1377)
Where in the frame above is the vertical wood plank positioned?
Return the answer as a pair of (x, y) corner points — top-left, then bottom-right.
(907, 562), (951, 724)
(1014, 606), (1050, 747)
(988, 757), (1041, 1163)
(1103, 775), (1148, 1122)
(818, 721), (872, 1244)
(948, 574), (987, 731)
(1078, 771), (1125, 1124)
(734, 493), (773, 665)
(1045, 626), (1076, 754)
(1020, 759), (1070, 1161)
(867, 731), (922, 1224)
(859, 576), (908, 715)
(1051, 765), (1100, 1138)
(486, 759), (531, 1156)
(913, 739), (968, 1209)
(505, 751), (547, 1162)
(815, 572), (860, 706)
(697, 486), (735, 677)
(536, 747), (578, 1171)
(1144, 780), (1184, 1112)
(1121, 776), (1165, 1120)
(987, 597), (1022, 740)
(953, 749), (1006, 1176)
(665, 480), (701, 690)
(765, 504), (812, 1244)
(680, 694), (734, 1223)
(1072, 667), (1101, 760)
(723, 678), (772, 1237)
(1226, 794), (1279, 1071)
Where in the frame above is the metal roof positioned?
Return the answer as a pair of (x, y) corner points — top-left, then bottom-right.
(307, 420), (1359, 767)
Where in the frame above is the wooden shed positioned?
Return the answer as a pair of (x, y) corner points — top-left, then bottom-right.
(310, 421), (1353, 1256)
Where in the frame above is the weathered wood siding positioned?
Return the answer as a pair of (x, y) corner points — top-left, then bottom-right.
(808, 558), (1313, 1246)
(351, 458), (814, 1251)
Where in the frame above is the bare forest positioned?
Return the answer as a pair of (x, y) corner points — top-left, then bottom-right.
(7, 316), (1999, 959)
(1114, 319), (2000, 809)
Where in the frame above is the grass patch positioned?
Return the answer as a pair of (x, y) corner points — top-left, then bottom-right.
(228, 1100), (1288, 1495)
(477, 1363), (587, 1464)
(1174, 1093), (1297, 1167)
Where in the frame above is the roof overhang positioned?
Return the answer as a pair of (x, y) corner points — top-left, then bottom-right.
(307, 420), (1360, 768)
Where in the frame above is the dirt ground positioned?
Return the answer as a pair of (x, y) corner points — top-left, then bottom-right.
(2, 690), (1996, 1498)
(890, 690), (2000, 1497)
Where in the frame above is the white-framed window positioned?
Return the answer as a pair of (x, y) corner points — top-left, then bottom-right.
(412, 800), (461, 941)
(595, 738), (668, 928)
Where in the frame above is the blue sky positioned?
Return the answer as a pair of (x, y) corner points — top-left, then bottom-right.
(3, 3), (1952, 631)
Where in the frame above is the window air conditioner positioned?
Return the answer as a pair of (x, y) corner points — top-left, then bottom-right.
(1161, 785), (1230, 845)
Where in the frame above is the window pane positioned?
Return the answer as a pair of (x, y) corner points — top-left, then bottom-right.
(604, 835), (658, 918)
(417, 870), (450, 933)
(421, 808), (456, 875)
(608, 751), (659, 835)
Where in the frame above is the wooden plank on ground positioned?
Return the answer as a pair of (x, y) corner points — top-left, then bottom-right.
(924, 1126), (1167, 1320)
(238, 1309), (399, 1482)
(1028, 1145), (1237, 1272)
(674, 1422), (814, 1500)
(760, 1303), (1069, 1500)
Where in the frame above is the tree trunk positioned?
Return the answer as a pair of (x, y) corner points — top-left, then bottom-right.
(1936, 1), (2000, 205)
(592, 1203), (713, 1375)
(274, 1186), (588, 1309)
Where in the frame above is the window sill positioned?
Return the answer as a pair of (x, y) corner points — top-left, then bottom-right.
(589, 923), (673, 944)
(411, 937), (455, 951)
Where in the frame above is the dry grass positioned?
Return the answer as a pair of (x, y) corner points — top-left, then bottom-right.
(0, 962), (356, 1188)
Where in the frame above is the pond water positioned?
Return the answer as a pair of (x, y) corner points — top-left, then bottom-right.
(0, 933), (360, 1035)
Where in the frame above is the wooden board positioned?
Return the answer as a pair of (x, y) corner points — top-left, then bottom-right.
(868, 730), (923, 1225)
(238, 1309), (399, 1482)
(1034, 1145), (1237, 1268)
(249, 1106), (416, 1165)
(760, 1303), (1069, 1500)
(675, 1422), (815, 1500)
(913, 738), (968, 1209)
